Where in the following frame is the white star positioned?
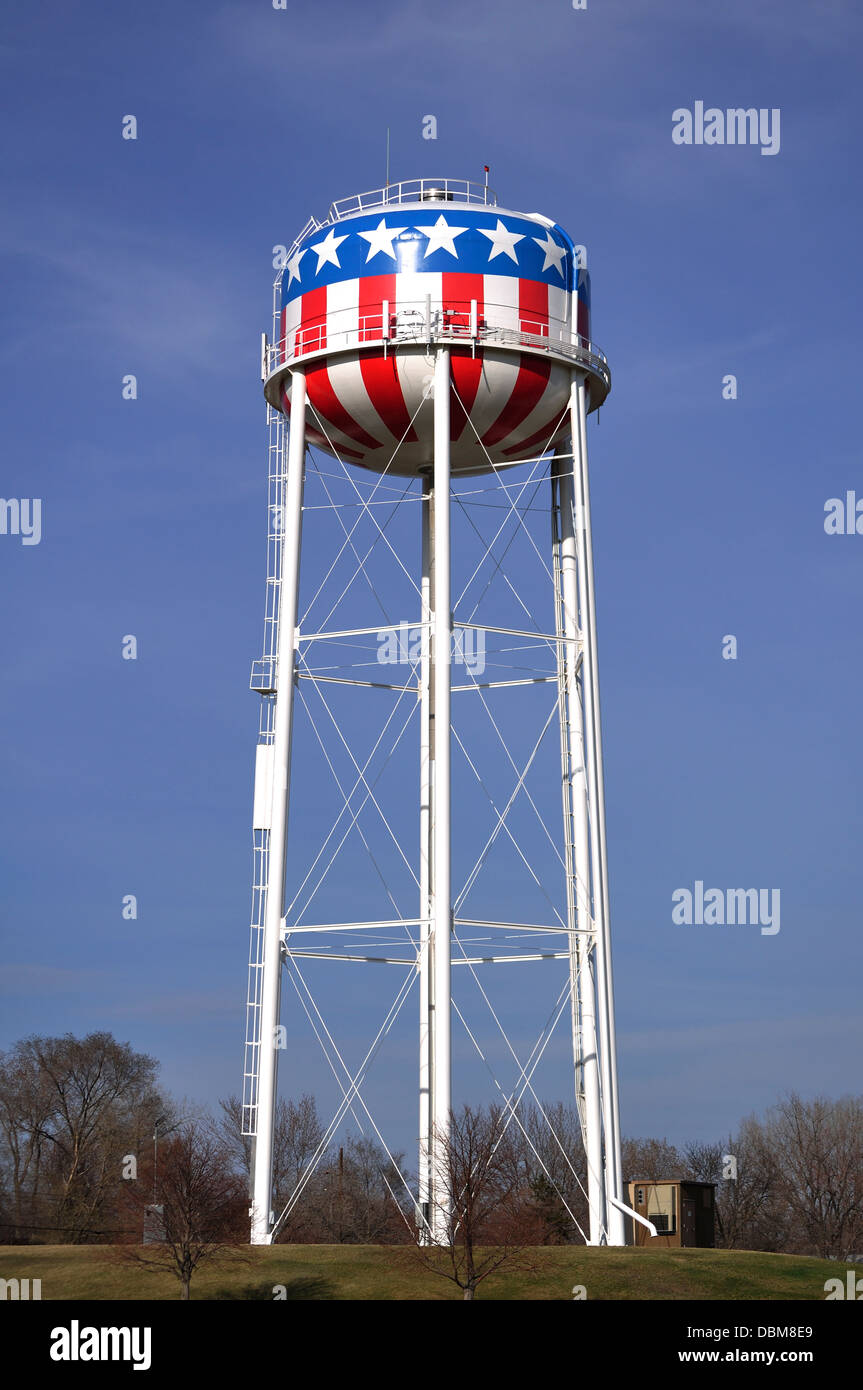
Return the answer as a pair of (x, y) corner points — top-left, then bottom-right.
(286, 247), (307, 287)
(414, 214), (469, 258)
(357, 218), (409, 261)
(309, 228), (349, 272)
(532, 231), (568, 278)
(478, 218), (525, 264)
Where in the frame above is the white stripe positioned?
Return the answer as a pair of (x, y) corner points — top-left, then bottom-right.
(394, 270), (443, 334)
(482, 273), (519, 336)
(499, 362), (572, 454)
(460, 353), (522, 443)
(287, 370), (373, 458)
(573, 288), (588, 343)
(324, 356), (393, 448)
(547, 285), (569, 346)
(284, 295), (302, 361)
(326, 277), (360, 348)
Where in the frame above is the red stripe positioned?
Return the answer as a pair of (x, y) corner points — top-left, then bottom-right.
(358, 272), (395, 344)
(481, 354), (551, 448)
(443, 273), (484, 440)
(441, 271), (484, 332)
(297, 286), (327, 355)
(281, 386), (366, 461)
(576, 292), (590, 341)
(360, 349), (418, 444)
(450, 351), (484, 443)
(304, 364), (383, 451)
(501, 398), (570, 457)
(518, 279), (549, 340)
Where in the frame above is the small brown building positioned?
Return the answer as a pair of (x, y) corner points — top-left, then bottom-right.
(626, 1178), (716, 1248)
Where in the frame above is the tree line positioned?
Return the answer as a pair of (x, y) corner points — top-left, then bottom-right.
(1, 1031), (861, 1260)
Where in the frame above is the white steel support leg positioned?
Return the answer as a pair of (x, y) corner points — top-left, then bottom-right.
(570, 374), (625, 1245)
(429, 348), (452, 1242)
(251, 368), (307, 1245)
(418, 475), (432, 1239)
(555, 450), (606, 1245)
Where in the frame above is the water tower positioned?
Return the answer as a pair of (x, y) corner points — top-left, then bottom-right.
(242, 177), (629, 1247)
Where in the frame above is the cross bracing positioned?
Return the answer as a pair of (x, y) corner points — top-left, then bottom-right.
(244, 286), (625, 1245)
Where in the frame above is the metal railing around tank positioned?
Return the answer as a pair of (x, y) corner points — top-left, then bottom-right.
(277, 180), (498, 285)
(327, 177), (497, 221)
(263, 298), (610, 397)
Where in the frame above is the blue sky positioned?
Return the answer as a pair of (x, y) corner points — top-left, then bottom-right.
(1, 0), (862, 1170)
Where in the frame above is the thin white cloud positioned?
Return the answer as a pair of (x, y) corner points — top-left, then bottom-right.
(0, 963), (116, 996)
(0, 205), (253, 377)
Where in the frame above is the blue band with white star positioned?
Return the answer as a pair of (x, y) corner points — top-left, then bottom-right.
(282, 209), (579, 305)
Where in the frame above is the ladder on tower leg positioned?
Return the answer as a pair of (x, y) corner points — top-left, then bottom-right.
(552, 458), (587, 1137)
(243, 276), (288, 1139)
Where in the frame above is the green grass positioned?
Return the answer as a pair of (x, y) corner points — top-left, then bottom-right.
(0, 1243), (843, 1301)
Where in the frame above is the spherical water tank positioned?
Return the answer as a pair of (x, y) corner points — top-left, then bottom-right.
(264, 178), (610, 477)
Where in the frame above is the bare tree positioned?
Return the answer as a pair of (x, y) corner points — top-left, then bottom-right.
(682, 1126), (790, 1251)
(310, 1136), (413, 1244)
(764, 1093), (863, 1259)
(0, 1032), (164, 1242)
(520, 1101), (588, 1243)
(120, 1119), (248, 1299)
(273, 1094), (331, 1238)
(416, 1104), (532, 1300)
(219, 1094), (412, 1244)
(219, 1092), (330, 1241)
(217, 1095), (251, 1179)
(682, 1138), (724, 1184)
(622, 1134), (685, 1182)
(0, 1048), (51, 1241)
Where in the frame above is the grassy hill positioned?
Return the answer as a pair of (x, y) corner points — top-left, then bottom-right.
(0, 1243), (842, 1300)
